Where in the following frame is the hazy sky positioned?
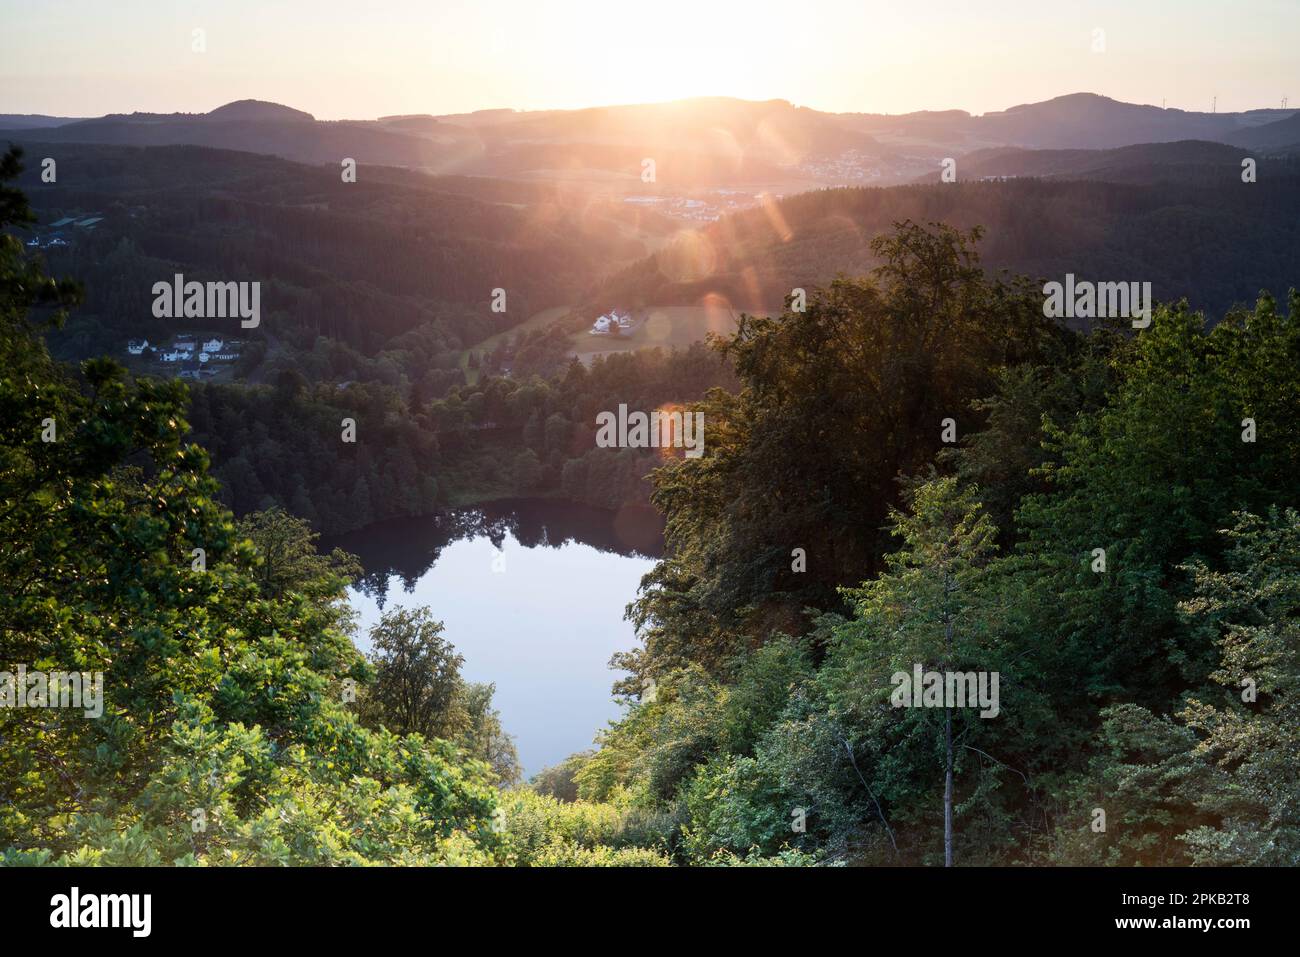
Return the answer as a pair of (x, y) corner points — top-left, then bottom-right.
(2, 0), (1297, 118)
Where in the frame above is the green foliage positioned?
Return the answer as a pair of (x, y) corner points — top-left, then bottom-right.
(1044, 510), (1300, 867)
(816, 478), (1040, 864)
(717, 636), (813, 757)
(355, 607), (520, 786)
(189, 378), (440, 535)
(236, 506), (361, 599)
(527, 841), (670, 867)
(497, 789), (675, 866)
(0, 149), (500, 865)
(588, 218), (1300, 866)
(695, 847), (827, 867)
(1044, 703), (1209, 867)
(455, 681), (522, 787)
(576, 666), (725, 803)
(357, 607), (468, 740)
(681, 754), (799, 861)
(1175, 508), (1300, 865)
(529, 751), (593, 803)
(628, 221), (1066, 682)
(185, 337), (736, 536)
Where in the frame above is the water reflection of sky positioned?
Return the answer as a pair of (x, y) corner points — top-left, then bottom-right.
(330, 501), (663, 779)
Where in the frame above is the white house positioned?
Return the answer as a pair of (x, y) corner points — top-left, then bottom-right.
(127, 339), (149, 355)
(202, 337), (223, 353)
(592, 310), (634, 335)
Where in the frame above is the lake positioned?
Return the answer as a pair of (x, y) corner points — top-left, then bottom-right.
(325, 499), (664, 778)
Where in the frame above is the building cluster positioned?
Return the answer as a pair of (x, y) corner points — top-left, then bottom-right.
(590, 309), (634, 335)
(25, 213), (105, 249)
(621, 192), (760, 222)
(792, 149), (891, 183)
(126, 335), (242, 379)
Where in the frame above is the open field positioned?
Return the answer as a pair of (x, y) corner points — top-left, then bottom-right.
(460, 302), (769, 377)
(570, 304), (764, 362)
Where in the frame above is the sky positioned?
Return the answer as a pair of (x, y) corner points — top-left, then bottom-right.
(2, 0), (1297, 119)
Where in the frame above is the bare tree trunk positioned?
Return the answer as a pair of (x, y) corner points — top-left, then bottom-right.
(944, 572), (954, 867)
(945, 705), (953, 867)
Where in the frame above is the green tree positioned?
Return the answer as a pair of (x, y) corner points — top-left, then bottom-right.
(512, 448), (542, 491)
(1176, 508), (1300, 864)
(236, 506), (360, 599)
(529, 751), (593, 803)
(630, 220), (1065, 681)
(821, 477), (1021, 865)
(1008, 296), (1300, 712)
(456, 681), (522, 786)
(359, 606), (469, 741)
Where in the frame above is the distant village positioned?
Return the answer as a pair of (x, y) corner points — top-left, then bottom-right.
(621, 190), (763, 222)
(30, 211), (248, 381)
(125, 334), (243, 380)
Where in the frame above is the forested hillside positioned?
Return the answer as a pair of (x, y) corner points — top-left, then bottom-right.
(533, 222), (1300, 866)
(3, 142), (716, 533)
(0, 149), (504, 865)
(910, 141), (1262, 186)
(183, 342), (735, 533)
(13, 136), (1300, 542)
(10, 141), (657, 360)
(1, 147), (664, 865)
(6, 137), (1299, 867)
(600, 171), (1300, 319)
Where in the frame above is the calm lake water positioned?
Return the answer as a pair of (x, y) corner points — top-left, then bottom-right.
(325, 499), (664, 778)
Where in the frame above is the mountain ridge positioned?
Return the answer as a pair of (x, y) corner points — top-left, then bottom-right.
(7, 92), (1296, 173)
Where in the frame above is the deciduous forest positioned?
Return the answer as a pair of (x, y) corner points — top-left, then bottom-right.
(5, 144), (1296, 866)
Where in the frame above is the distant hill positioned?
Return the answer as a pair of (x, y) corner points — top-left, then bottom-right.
(14, 92), (1295, 186)
(596, 170), (1300, 321)
(9, 102), (471, 168)
(912, 141), (1257, 186)
(1226, 114), (1300, 152)
(483, 96), (878, 157)
(202, 99), (315, 123)
(976, 93), (1250, 149)
(373, 115), (452, 133)
(12, 141), (660, 361)
(840, 93), (1295, 152)
(0, 114), (88, 130)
